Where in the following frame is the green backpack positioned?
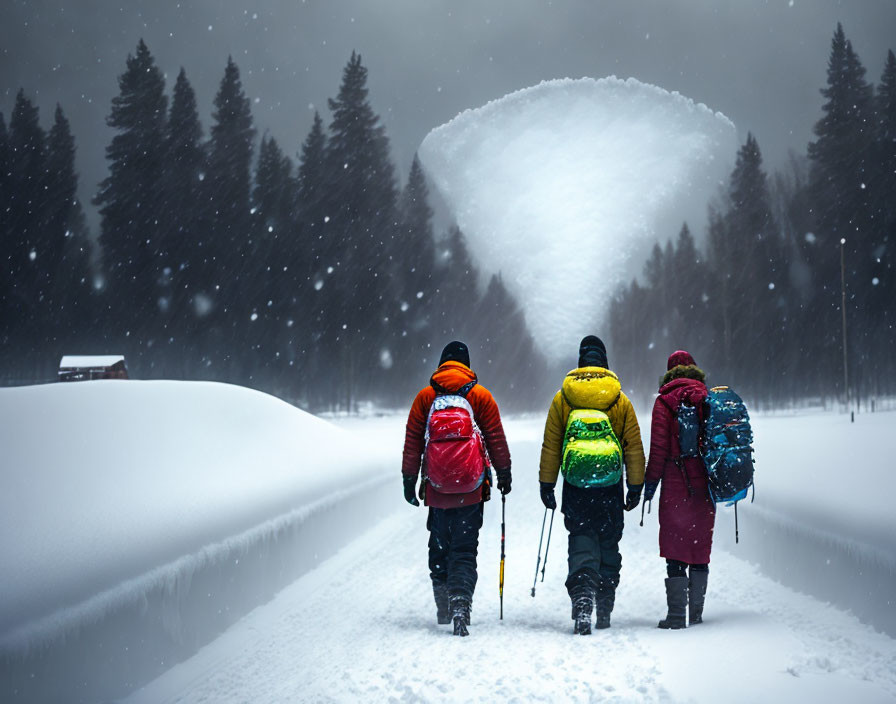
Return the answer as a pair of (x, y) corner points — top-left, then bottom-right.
(561, 408), (623, 488)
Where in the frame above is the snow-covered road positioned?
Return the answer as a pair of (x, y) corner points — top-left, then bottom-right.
(122, 423), (896, 704)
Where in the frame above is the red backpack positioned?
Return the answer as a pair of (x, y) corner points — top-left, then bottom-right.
(423, 382), (489, 494)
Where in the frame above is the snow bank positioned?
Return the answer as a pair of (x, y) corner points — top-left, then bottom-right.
(713, 410), (896, 635)
(0, 381), (397, 702)
(419, 77), (737, 360)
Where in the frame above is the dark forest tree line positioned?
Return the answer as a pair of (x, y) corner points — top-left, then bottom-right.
(609, 24), (896, 407)
(1, 41), (546, 410)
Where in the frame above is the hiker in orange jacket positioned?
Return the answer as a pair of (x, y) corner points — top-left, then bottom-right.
(402, 341), (511, 636)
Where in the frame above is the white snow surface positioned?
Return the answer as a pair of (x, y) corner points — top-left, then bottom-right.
(58, 354), (126, 368)
(0, 380), (393, 650)
(123, 414), (896, 704)
(1, 381), (894, 702)
(419, 77), (737, 360)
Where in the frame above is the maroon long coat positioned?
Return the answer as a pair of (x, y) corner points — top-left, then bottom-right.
(645, 377), (716, 564)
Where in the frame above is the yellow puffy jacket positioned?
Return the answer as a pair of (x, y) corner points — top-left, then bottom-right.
(539, 367), (645, 486)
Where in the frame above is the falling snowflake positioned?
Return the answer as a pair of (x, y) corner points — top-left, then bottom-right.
(250, 312), (259, 322)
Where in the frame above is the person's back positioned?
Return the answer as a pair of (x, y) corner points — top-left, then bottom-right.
(539, 336), (645, 634)
(401, 341), (511, 635)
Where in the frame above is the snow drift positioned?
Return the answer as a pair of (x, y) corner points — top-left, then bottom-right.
(419, 76), (737, 360)
(0, 380), (397, 703)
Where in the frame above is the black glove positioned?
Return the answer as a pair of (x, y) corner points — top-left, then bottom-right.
(496, 468), (512, 495)
(403, 474), (420, 506)
(643, 480), (659, 503)
(624, 483), (643, 512)
(540, 481), (557, 510)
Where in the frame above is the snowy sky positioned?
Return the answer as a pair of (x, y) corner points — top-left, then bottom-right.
(2, 0), (895, 233)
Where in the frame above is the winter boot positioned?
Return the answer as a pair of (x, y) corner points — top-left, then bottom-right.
(570, 590), (594, 635)
(594, 579), (616, 630)
(658, 576), (688, 629)
(433, 583), (450, 625)
(688, 569), (708, 625)
(450, 597), (471, 637)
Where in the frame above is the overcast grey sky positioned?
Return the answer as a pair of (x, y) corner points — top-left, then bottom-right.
(2, 0), (895, 234)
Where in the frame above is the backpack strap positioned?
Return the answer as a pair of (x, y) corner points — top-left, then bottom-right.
(658, 395), (696, 497)
(431, 379), (477, 398)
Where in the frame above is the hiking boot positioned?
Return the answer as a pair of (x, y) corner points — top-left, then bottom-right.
(450, 597), (471, 637)
(594, 579), (616, 630)
(688, 569), (708, 625)
(658, 576), (688, 629)
(433, 583), (450, 625)
(574, 613), (592, 635)
(570, 590), (593, 636)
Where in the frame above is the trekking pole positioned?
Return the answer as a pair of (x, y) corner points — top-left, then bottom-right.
(531, 507), (548, 597)
(500, 493), (506, 620)
(735, 502), (739, 544)
(540, 508), (555, 582)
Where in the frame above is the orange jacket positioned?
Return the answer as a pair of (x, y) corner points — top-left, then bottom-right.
(402, 361), (511, 508)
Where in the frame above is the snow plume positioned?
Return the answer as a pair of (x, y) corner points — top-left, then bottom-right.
(419, 77), (737, 361)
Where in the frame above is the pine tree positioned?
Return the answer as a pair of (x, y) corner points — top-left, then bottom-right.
(0, 112), (9, 347)
(873, 49), (896, 380)
(807, 24), (875, 397)
(95, 39), (168, 362)
(324, 52), (399, 409)
(432, 225), (480, 342)
(295, 112), (330, 407)
(472, 273), (545, 409)
(44, 105), (82, 348)
(249, 135), (295, 393)
(204, 56), (256, 376)
(6, 90), (48, 352)
(717, 134), (784, 397)
(393, 154), (437, 389)
(160, 67), (205, 366)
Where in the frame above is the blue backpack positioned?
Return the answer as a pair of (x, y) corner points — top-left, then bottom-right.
(655, 386), (755, 542)
(701, 386), (755, 506)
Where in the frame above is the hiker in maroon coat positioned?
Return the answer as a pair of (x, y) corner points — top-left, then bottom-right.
(644, 350), (715, 629)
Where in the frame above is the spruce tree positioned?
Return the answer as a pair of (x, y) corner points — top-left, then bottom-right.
(250, 135), (295, 393)
(0, 112), (9, 347)
(807, 25), (875, 396)
(873, 49), (896, 378)
(161, 67), (205, 366)
(432, 225), (480, 343)
(324, 52), (398, 409)
(205, 56), (256, 376)
(295, 112), (329, 407)
(95, 39), (168, 361)
(6, 90), (48, 352)
(44, 105), (81, 349)
(719, 134), (783, 397)
(393, 154), (437, 388)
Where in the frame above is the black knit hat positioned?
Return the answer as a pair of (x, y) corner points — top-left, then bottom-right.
(578, 335), (608, 368)
(439, 340), (470, 367)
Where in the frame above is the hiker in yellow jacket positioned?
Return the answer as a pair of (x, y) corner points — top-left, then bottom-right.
(539, 336), (645, 634)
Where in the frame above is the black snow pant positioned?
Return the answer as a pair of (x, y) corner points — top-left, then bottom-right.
(428, 503), (484, 604)
(562, 480), (624, 607)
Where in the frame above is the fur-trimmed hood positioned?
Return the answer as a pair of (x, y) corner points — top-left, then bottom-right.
(660, 364), (706, 389)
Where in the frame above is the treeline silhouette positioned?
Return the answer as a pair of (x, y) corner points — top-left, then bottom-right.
(1, 43), (548, 410)
(609, 24), (895, 408)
